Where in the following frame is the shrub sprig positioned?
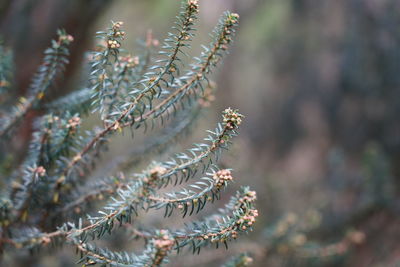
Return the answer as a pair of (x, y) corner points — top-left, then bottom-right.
(0, 1), (255, 266)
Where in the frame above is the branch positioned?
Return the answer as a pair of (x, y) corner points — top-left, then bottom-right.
(0, 30), (73, 138)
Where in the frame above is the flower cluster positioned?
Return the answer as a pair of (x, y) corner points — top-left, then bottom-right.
(151, 230), (175, 265)
(141, 165), (168, 196)
(66, 116), (81, 130)
(199, 188), (258, 243)
(34, 166), (46, 177)
(217, 12), (239, 52)
(153, 230), (175, 250)
(58, 34), (74, 45)
(107, 39), (121, 49)
(236, 189), (257, 208)
(227, 13), (239, 26)
(223, 108), (243, 130)
(201, 225), (234, 242)
(213, 169), (234, 189)
(118, 55), (139, 69)
(185, 0), (199, 34)
(236, 208), (258, 230)
(112, 21), (125, 36)
(187, 0), (199, 12)
(144, 165), (167, 184)
(201, 208), (258, 242)
(107, 21), (125, 49)
(29, 166), (47, 183)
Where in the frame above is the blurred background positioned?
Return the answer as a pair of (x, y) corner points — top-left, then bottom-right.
(1, 0), (400, 266)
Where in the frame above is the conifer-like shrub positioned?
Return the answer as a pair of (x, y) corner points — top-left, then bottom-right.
(0, 1), (257, 266)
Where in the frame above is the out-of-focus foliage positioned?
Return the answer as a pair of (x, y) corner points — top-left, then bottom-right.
(217, 0), (400, 266)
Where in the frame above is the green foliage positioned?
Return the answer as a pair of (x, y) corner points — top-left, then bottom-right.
(0, 29), (73, 138)
(0, 1), (256, 266)
(0, 41), (13, 99)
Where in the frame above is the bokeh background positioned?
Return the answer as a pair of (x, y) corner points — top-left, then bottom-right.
(1, 0), (400, 266)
